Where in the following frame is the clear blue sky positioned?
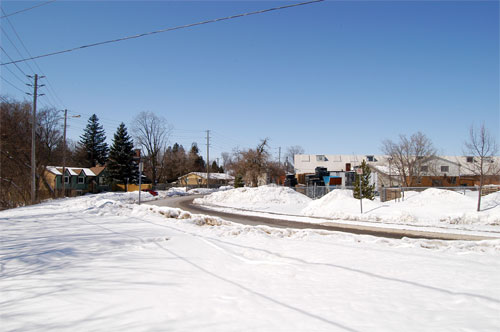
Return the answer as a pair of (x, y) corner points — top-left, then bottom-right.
(1, 0), (499, 162)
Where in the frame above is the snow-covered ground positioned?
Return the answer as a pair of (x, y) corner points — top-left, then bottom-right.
(1, 192), (500, 331)
(194, 186), (500, 236)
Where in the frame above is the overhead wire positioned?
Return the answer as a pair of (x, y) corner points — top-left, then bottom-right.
(2, 64), (27, 86)
(0, 0), (58, 19)
(1, 76), (27, 94)
(0, 26), (36, 75)
(1, 0), (324, 66)
(0, 46), (28, 76)
(1, 8), (64, 109)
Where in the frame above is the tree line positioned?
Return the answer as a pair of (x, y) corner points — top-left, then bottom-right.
(0, 99), (216, 209)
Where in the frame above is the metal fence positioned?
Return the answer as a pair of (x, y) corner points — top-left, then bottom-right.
(291, 185), (354, 199)
(290, 185), (500, 201)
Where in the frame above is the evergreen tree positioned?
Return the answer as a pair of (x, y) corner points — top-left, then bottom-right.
(107, 123), (138, 184)
(189, 143), (205, 172)
(211, 161), (219, 173)
(79, 114), (108, 167)
(234, 174), (244, 188)
(353, 160), (375, 200)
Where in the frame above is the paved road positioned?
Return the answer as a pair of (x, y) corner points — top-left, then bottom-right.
(146, 195), (495, 241)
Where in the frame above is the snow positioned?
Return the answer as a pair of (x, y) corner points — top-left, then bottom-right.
(194, 185), (312, 214)
(194, 186), (500, 235)
(1, 192), (500, 331)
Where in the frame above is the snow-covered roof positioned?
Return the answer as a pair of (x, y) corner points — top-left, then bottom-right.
(46, 166), (62, 175)
(180, 172), (234, 180)
(370, 165), (401, 175)
(46, 166), (96, 177)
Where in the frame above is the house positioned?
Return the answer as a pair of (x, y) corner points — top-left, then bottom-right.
(90, 166), (111, 192)
(294, 154), (385, 187)
(43, 166), (108, 196)
(178, 172), (234, 187)
(294, 154), (500, 189)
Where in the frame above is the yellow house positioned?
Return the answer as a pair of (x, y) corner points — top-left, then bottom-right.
(178, 172), (234, 186)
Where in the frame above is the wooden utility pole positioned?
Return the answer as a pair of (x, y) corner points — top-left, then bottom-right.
(31, 74), (38, 204)
(62, 109), (67, 197)
(206, 130), (210, 189)
(28, 74), (44, 204)
(61, 111), (79, 197)
(278, 147), (281, 168)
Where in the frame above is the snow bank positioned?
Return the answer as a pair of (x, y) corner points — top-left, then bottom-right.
(302, 188), (500, 227)
(193, 185), (312, 214)
(302, 189), (380, 220)
(193, 187), (500, 232)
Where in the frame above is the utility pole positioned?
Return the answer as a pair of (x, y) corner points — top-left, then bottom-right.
(62, 109), (67, 197)
(206, 130), (210, 189)
(61, 110), (79, 198)
(27, 74), (44, 204)
(278, 147), (281, 168)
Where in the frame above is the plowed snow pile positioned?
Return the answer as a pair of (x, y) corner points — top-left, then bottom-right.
(303, 188), (500, 226)
(301, 189), (380, 220)
(194, 185), (312, 214)
(195, 186), (500, 229)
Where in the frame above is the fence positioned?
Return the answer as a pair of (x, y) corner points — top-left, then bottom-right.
(290, 185), (500, 201)
(292, 185), (354, 199)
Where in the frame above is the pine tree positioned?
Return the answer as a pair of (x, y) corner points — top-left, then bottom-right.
(211, 161), (219, 173)
(353, 160), (375, 200)
(234, 174), (244, 188)
(189, 143), (205, 172)
(79, 114), (108, 167)
(107, 123), (138, 184)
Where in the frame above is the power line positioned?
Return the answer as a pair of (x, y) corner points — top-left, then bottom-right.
(1, 0), (324, 66)
(0, 46), (28, 76)
(1, 76), (27, 94)
(1, 8), (65, 109)
(0, 26), (36, 74)
(2, 64), (27, 85)
(0, 0), (57, 19)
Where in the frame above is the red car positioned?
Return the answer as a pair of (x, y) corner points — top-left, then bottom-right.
(142, 189), (158, 196)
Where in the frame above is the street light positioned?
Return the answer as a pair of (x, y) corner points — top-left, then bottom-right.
(61, 110), (80, 197)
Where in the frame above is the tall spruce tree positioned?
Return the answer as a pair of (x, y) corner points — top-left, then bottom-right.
(107, 123), (138, 184)
(189, 143), (205, 172)
(353, 160), (375, 200)
(79, 114), (109, 167)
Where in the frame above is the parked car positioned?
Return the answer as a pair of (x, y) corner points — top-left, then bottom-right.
(142, 189), (158, 196)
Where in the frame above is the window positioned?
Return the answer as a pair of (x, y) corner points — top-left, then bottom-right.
(64, 176), (69, 184)
(366, 155), (374, 162)
(420, 166), (428, 172)
(440, 166), (449, 173)
(78, 177), (84, 184)
(316, 155), (326, 162)
(466, 156), (474, 163)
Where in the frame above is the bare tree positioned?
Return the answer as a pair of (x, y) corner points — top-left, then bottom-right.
(285, 145), (304, 173)
(229, 139), (270, 187)
(0, 99), (63, 208)
(220, 152), (233, 172)
(132, 111), (172, 185)
(381, 132), (436, 187)
(463, 124), (499, 211)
